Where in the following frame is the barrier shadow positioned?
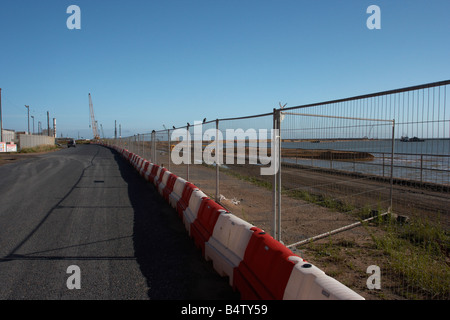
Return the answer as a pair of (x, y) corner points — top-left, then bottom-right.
(112, 150), (240, 300)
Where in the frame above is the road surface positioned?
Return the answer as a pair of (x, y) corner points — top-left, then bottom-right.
(0, 144), (240, 300)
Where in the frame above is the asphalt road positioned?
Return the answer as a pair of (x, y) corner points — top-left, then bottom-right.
(0, 144), (240, 300)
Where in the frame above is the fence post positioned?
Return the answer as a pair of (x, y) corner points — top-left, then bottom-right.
(142, 133), (145, 159)
(389, 120), (395, 212)
(151, 130), (156, 164)
(187, 124), (190, 181)
(215, 119), (220, 202)
(272, 108), (277, 240)
(168, 129), (171, 171)
(353, 153), (356, 172)
(272, 108), (282, 242)
(330, 151), (333, 169)
(277, 109), (282, 242)
(420, 154), (423, 183)
(138, 134), (141, 156)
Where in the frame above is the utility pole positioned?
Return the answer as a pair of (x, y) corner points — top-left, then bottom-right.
(31, 115), (35, 134)
(25, 105), (30, 134)
(115, 120), (117, 139)
(53, 118), (56, 138)
(47, 111), (50, 137)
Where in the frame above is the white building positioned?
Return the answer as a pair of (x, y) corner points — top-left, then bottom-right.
(1, 129), (16, 143)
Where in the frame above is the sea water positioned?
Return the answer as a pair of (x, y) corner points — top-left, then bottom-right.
(281, 139), (450, 185)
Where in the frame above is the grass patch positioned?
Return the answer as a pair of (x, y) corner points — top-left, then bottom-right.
(75, 139), (91, 145)
(369, 217), (450, 299)
(19, 144), (61, 153)
(284, 189), (358, 214)
(225, 170), (273, 190)
(202, 163), (273, 190)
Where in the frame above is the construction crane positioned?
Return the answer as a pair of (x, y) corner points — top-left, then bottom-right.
(89, 93), (100, 140)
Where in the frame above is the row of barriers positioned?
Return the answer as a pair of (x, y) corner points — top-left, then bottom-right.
(98, 141), (365, 300)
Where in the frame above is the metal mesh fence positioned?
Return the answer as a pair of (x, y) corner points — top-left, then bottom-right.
(280, 112), (395, 247)
(279, 82), (450, 300)
(215, 115), (275, 235)
(103, 80), (449, 300)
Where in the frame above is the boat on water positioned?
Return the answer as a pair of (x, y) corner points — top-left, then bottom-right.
(400, 136), (409, 142)
(400, 136), (425, 142)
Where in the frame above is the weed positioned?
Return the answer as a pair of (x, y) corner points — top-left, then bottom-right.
(368, 218), (450, 299)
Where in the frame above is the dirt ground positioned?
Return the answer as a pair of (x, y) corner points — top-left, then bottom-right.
(0, 153), (40, 166)
(0, 146), (63, 167)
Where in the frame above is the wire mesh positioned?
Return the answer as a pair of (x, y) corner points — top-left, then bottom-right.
(280, 111), (395, 247)
(216, 115), (275, 235)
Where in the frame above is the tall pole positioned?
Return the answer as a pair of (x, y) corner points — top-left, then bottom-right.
(0, 88), (3, 142)
(25, 105), (30, 134)
(31, 116), (35, 134)
(47, 111), (50, 136)
(115, 120), (117, 139)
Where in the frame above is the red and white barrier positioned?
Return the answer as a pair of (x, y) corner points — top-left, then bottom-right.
(145, 164), (158, 183)
(204, 213), (254, 286)
(162, 174), (178, 202)
(140, 161), (150, 177)
(157, 170), (172, 196)
(168, 177), (187, 209)
(233, 227), (297, 300)
(176, 182), (198, 220)
(153, 167), (167, 188)
(183, 189), (208, 235)
(283, 256), (364, 300)
(190, 198), (228, 257)
(99, 142), (365, 301)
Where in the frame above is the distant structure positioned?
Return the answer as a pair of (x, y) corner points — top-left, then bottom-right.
(89, 93), (100, 140)
(1, 129), (15, 143)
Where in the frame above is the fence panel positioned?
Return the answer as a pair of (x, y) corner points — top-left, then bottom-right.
(280, 81), (449, 300)
(216, 115), (275, 236)
(280, 111), (395, 247)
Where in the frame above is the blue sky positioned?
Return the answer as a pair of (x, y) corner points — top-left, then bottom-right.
(0, 0), (449, 139)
